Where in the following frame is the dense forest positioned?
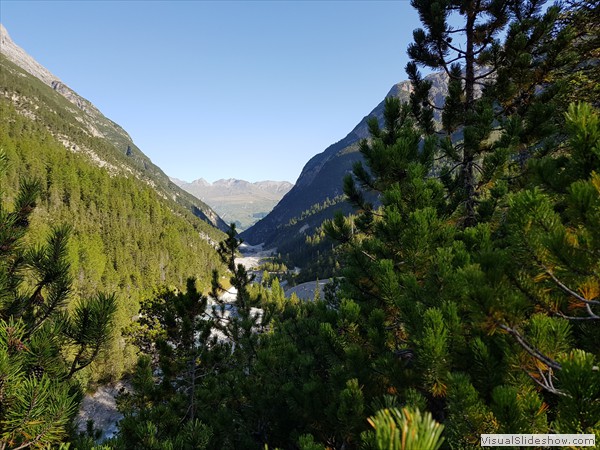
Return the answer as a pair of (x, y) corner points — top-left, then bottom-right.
(0, 101), (226, 383)
(1, 0), (600, 449)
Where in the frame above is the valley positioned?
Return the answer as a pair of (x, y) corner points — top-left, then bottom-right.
(1, 1), (599, 448)
(172, 177), (292, 230)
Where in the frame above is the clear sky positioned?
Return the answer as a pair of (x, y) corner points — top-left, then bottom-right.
(1, 0), (420, 183)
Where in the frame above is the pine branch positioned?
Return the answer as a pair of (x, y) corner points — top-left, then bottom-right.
(498, 323), (562, 370)
(524, 368), (565, 396)
(425, 99), (445, 111)
(473, 67), (498, 81)
(543, 266), (600, 306)
(555, 310), (600, 320)
(10, 395), (73, 450)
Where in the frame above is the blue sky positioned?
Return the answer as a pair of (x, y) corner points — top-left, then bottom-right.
(1, 1), (420, 183)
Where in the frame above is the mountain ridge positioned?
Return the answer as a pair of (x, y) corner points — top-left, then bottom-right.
(171, 177), (292, 230)
(0, 23), (228, 231)
(241, 71), (449, 253)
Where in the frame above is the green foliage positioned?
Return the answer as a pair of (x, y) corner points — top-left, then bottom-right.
(4, 1), (597, 448)
(212, 224), (269, 357)
(444, 373), (497, 447)
(364, 407), (444, 450)
(0, 99), (224, 379)
(257, 259), (288, 274)
(0, 149), (116, 449)
(0, 318), (78, 449)
(112, 280), (215, 449)
(287, 196), (346, 227)
(325, 87), (600, 447)
(553, 350), (600, 434)
(408, 0), (575, 227)
(101, 102), (599, 449)
(296, 434), (326, 450)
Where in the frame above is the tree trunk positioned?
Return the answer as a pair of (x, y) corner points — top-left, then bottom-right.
(463, 7), (477, 227)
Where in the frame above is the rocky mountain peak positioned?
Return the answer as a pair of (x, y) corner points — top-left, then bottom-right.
(191, 178), (211, 187)
(1, 23), (60, 87)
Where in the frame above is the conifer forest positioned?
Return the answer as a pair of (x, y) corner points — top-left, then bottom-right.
(1, 0), (599, 449)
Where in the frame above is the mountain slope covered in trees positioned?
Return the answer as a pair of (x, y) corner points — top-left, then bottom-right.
(0, 24), (228, 232)
(0, 30), (227, 380)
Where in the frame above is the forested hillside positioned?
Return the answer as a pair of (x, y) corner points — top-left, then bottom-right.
(0, 26), (228, 232)
(0, 54), (226, 381)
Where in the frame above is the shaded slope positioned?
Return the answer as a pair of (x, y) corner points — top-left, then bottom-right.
(242, 73), (449, 248)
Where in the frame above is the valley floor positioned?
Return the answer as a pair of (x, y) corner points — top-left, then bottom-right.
(235, 242), (277, 270)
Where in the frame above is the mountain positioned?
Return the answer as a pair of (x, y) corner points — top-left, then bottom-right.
(241, 71), (449, 258)
(171, 177), (293, 230)
(0, 24), (228, 379)
(0, 24), (228, 232)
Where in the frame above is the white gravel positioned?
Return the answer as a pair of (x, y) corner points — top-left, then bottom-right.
(76, 381), (130, 441)
(235, 242), (276, 270)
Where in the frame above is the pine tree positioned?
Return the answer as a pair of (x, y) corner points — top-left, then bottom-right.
(211, 223), (267, 363)
(326, 96), (453, 407)
(326, 93), (600, 445)
(498, 103), (600, 434)
(0, 149), (116, 449)
(115, 279), (215, 449)
(407, 0), (573, 226)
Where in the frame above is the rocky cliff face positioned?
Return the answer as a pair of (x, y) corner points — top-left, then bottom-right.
(172, 178), (293, 230)
(0, 24), (228, 231)
(1, 24), (131, 145)
(241, 71), (450, 246)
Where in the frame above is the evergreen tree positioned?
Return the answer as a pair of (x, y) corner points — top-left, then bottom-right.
(326, 93), (600, 445)
(0, 150), (116, 449)
(498, 103), (600, 433)
(407, 0), (573, 226)
(211, 223), (269, 364)
(114, 279), (215, 449)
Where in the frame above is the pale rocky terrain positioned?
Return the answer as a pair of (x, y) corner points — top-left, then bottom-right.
(236, 243), (328, 302)
(1, 24), (57, 86)
(285, 280), (328, 301)
(77, 382), (130, 441)
(235, 242), (277, 269)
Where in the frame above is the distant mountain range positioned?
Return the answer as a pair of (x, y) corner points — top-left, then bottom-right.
(0, 24), (228, 232)
(1, 19), (452, 275)
(241, 71), (450, 258)
(171, 177), (292, 230)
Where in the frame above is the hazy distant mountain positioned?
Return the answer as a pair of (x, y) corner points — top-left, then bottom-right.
(171, 177), (293, 230)
(0, 23), (228, 232)
(241, 71), (450, 255)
